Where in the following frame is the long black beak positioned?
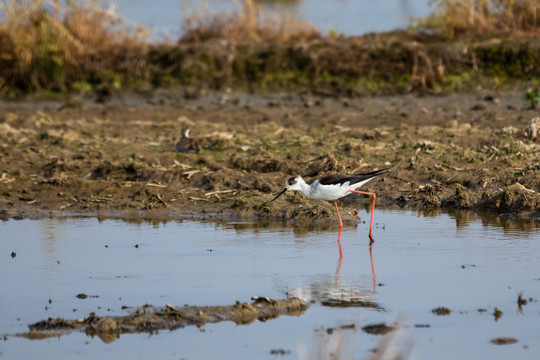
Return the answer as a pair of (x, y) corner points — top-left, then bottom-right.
(270, 188), (287, 203)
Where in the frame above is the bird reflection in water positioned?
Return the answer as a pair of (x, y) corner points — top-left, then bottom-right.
(336, 226), (377, 295)
(288, 229), (381, 310)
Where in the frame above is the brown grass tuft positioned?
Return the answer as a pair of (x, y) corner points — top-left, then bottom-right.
(0, 0), (148, 92)
(180, 0), (321, 43)
(419, 0), (540, 38)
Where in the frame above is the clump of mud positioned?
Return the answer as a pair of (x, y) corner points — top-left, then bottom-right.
(15, 297), (308, 342)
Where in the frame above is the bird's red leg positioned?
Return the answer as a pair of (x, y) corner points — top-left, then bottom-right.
(336, 235), (343, 270)
(348, 190), (376, 243)
(369, 242), (376, 293)
(334, 200), (344, 258)
(334, 200), (343, 229)
(336, 226), (343, 259)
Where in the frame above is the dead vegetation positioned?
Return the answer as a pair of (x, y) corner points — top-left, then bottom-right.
(0, 0), (148, 93)
(181, 0), (320, 43)
(418, 0), (540, 38)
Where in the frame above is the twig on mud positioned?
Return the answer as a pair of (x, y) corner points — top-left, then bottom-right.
(189, 196), (210, 201)
(183, 170), (201, 179)
(173, 160), (193, 170)
(204, 189), (235, 197)
(59, 203), (73, 210)
(0, 173), (14, 183)
(178, 187), (199, 193)
(166, 303), (179, 311)
(154, 193), (169, 206)
(146, 183), (167, 188)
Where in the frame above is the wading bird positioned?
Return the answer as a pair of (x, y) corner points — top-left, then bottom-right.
(270, 168), (390, 242)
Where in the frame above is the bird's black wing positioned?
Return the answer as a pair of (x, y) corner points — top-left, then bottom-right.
(317, 167), (391, 186)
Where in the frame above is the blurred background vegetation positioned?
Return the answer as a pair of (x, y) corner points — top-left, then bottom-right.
(0, 0), (539, 96)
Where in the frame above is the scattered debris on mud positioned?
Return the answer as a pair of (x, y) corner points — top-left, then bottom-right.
(15, 297), (308, 343)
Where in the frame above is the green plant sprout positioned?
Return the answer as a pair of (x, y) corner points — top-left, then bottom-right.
(525, 89), (540, 109)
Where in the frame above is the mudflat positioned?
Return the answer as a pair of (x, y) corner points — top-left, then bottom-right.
(0, 89), (538, 224)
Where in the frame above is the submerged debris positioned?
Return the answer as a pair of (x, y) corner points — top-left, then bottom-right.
(362, 323), (395, 335)
(517, 292), (528, 311)
(493, 307), (503, 321)
(432, 307), (452, 316)
(490, 337), (518, 345)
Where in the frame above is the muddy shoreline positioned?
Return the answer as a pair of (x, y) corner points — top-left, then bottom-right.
(1, 89), (539, 225)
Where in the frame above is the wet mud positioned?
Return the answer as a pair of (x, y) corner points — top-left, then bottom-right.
(15, 297), (308, 343)
(0, 89), (539, 225)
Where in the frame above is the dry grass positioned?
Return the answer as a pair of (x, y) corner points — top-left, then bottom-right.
(180, 0), (320, 43)
(0, 0), (148, 92)
(419, 0), (540, 38)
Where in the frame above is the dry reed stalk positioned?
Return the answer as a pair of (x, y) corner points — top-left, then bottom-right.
(0, 0), (148, 91)
(180, 0), (320, 43)
(421, 0), (540, 38)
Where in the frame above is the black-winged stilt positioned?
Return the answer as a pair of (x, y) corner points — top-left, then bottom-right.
(270, 168), (390, 242)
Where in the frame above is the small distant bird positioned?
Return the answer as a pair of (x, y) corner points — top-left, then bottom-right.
(271, 168), (390, 241)
(175, 129), (201, 153)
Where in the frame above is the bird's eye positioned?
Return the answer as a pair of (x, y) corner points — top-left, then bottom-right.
(287, 178), (296, 186)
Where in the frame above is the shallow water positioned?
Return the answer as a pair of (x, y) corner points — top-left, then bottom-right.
(1, 209), (539, 359)
(109, 0), (433, 39)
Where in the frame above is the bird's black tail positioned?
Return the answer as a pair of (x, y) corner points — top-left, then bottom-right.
(353, 166), (392, 178)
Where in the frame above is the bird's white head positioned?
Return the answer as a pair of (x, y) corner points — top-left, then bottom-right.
(270, 176), (305, 203)
(285, 176), (304, 191)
